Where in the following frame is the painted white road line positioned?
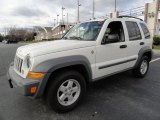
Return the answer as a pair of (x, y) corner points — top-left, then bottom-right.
(150, 58), (160, 63)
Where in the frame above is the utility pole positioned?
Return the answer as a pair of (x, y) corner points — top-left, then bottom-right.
(130, 9), (132, 16)
(115, 0), (117, 12)
(93, 0), (95, 19)
(77, 0), (81, 23)
(62, 7), (65, 24)
(67, 13), (69, 25)
(67, 13), (69, 30)
(54, 19), (56, 26)
(57, 14), (59, 24)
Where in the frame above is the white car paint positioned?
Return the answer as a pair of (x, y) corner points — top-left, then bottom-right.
(14, 18), (152, 80)
(17, 40), (96, 57)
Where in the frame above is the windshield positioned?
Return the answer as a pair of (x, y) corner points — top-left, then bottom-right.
(63, 21), (104, 41)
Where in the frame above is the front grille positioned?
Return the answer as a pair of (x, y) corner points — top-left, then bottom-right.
(14, 55), (23, 73)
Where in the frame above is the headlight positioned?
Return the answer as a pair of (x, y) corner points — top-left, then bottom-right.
(26, 55), (32, 69)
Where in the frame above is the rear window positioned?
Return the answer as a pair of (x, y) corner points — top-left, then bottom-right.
(140, 23), (151, 39)
(126, 21), (142, 41)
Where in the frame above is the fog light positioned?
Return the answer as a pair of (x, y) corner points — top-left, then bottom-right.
(31, 87), (37, 94)
(27, 71), (45, 79)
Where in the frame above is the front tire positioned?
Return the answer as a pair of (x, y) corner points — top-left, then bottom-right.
(132, 56), (150, 78)
(46, 70), (86, 113)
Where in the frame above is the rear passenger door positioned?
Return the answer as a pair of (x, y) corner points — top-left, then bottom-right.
(124, 21), (144, 65)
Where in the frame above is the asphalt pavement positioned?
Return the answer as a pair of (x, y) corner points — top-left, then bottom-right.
(0, 43), (160, 120)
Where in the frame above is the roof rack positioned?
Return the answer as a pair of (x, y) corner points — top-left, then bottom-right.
(118, 16), (143, 21)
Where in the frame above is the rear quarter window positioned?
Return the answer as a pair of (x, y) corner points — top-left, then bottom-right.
(125, 21), (142, 41)
(140, 23), (151, 39)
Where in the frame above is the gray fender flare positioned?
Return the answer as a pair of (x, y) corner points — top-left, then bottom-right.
(33, 55), (92, 98)
(134, 46), (153, 68)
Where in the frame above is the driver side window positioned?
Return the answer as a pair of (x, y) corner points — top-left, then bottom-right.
(102, 21), (125, 44)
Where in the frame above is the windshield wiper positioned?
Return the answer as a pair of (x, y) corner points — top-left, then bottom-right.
(69, 36), (83, 40)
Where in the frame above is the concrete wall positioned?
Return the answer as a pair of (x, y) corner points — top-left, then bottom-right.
(110, 11), (119, 18)
(34, 27), (52, 41)
(144, 1), (159, 36)
(157, 20), (160, 35)
(34, 30), (47, 41)
(110, 0), (160, 36)
(52, 24), (73, 39)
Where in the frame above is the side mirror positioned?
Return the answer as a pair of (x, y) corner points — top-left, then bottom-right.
(102, 34), (119, 44)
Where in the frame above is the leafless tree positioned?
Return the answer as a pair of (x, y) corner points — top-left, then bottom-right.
(6, 26), (35, 41)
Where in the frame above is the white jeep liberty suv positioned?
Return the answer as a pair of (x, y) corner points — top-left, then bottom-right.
(8, 16), (153, 113)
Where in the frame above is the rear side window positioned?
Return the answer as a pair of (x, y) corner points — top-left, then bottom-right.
(140, 23), (151, 39)
(126, 21), (142, 41)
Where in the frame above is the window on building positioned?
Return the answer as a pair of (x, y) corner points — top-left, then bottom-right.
(140, 23), (151, 39)
(126, 21), (142, 41)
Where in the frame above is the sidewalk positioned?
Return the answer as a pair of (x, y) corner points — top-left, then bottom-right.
(153, 49), (160, 55)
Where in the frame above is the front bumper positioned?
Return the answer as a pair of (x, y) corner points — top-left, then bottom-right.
(7, 65), (40, 97)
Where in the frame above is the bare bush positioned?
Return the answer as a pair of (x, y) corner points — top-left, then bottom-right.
(6, 26), (35, 41)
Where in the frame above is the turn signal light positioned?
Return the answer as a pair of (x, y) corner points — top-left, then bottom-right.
(27, 71), (45, 79)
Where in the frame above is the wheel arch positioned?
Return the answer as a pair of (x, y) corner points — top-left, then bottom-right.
(134, 46), (153, 68)
(33, 56), (92, 98)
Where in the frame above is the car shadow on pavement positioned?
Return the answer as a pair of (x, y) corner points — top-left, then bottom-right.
(4, 70), (154, 120)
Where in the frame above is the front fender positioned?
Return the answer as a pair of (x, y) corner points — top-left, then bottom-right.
(33, 55), (92, 98)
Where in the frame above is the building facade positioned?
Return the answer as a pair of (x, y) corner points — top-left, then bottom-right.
(34, 1), (160, 41)
(34, 24), (74, 40)
(34, 27), (52, 41)
(51, 23), (74, 39)
(111, 0), (160, 36)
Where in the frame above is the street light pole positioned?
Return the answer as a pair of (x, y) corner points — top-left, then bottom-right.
(93, 0), (95, 19)
(115, 0), (117, 12)
(77, 0), (81, 23)
(66, 13), (69, 30)
(54, 19), (56, 26)
(62, 7), (65, 24)
(67, 13), (69, 25)
(57, 14), (59, 24)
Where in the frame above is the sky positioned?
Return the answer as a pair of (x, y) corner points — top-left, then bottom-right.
(0, 0), (153, 34)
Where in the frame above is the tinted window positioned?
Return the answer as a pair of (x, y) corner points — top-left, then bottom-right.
(140, 23), (151, 39)
(126, 21), (142, 41)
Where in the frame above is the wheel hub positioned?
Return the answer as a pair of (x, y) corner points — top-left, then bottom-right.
(140, 60), (148, 75)
(57, 79), (81, 106)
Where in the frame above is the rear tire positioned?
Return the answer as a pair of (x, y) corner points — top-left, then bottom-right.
(132, 56), (149, 78)
(46, 70), (86, 113)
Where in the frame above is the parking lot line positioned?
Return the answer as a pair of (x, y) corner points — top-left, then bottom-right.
(151, 58), (160, 63)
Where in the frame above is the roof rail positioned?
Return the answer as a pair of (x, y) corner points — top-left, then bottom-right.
(118, 16), (143, 21)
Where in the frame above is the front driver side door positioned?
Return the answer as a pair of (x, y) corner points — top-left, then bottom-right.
(95, 21), (137, 79)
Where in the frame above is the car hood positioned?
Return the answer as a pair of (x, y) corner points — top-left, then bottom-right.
(17, 40), (96, 57)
